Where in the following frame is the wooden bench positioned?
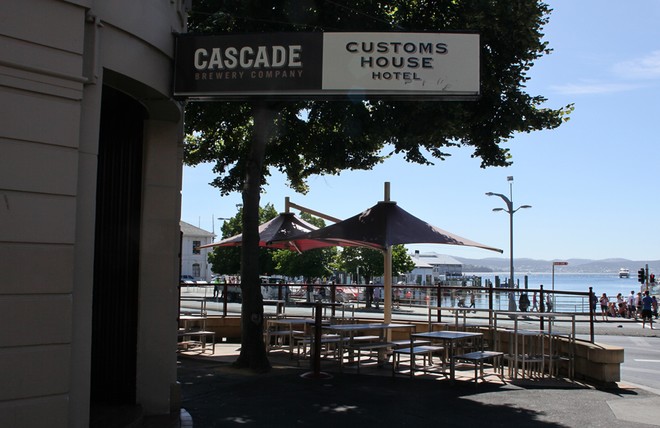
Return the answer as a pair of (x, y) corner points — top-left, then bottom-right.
(452, 351), (505, 386)
(391, 339), (431, 348)
(347, 341), (395, 373)
(392, 345), (444, 378)
(264, 329), (305, 356)
(296, 334), (345, 361)
(177, 330), (216, 354)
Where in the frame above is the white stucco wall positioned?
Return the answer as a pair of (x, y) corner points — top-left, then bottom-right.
(0, 0), (188, 426)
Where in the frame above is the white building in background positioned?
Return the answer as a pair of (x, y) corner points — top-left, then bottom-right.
(406, 251), (463, 285)
(180, 221), (215, 281)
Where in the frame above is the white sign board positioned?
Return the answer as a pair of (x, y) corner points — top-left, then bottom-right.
(321, 33), (480, 96)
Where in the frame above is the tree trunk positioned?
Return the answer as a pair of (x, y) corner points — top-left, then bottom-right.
(233, 102), (277, 372)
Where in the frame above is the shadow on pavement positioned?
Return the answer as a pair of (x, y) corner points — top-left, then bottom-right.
(176, 355), (629, 428)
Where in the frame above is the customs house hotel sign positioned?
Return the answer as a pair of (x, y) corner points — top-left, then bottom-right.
(174, 32), (480, 100)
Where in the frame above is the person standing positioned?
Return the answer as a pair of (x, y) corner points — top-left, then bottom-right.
(627, 290), (637, 320)
(519, 292), (530, 312)
(393, 288), (401, 309)
(590, 292), (598, 315)
(599, 293), (610, 321)
(641, 290), (654, 329)
(212, 276), (221, 300)
(373, 286), (382, 309)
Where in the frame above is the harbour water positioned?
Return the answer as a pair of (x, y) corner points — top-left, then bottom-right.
(473, 272), (645, 298)
(460, 272), (648, 313)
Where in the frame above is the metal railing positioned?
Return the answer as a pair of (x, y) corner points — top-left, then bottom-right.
(179, 282), (598, 342)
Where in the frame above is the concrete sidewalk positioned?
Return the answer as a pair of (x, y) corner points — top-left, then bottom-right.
(172, 343), (660, 427)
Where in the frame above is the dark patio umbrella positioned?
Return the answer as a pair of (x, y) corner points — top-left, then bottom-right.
(285, 191), (502, 322)
(298, 200), (502, 253)
(199, 212), (359, 253)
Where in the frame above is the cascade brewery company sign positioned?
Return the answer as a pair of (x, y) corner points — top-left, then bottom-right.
(174, 32), (480, 100)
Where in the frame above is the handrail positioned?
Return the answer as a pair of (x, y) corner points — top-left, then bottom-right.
(179, 281), (596, 341)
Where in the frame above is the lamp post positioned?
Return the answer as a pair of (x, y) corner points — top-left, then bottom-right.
(486, 176), (532, 290)
(217, 216), (230, 233)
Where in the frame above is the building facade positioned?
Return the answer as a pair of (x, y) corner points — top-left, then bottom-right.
(406, 251), (463, 285)
(180, 221), (215, 282)
(1, 1), (190, 426)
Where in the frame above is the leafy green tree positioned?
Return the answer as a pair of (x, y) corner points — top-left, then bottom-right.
(185, 0), (572, 372)
(391, 245), (416, 278)
(335, 245), (414, 306)
(272, 248), (336, 281)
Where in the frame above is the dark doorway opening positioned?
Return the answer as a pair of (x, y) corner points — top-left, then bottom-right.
(90, 85), (146, 408)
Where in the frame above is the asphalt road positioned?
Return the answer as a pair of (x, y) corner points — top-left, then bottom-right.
(589, 334), (660, 394)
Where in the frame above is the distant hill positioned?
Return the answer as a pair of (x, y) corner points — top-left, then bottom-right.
(454, 257), (660, 274)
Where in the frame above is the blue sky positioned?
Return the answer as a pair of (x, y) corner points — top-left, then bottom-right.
(181, 0), (660, 262)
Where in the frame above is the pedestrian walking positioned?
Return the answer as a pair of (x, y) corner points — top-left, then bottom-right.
(212, 276), (221, 300)
(641, 290), (654, 329)
(546, 294), (553, 312)
(545, 294), (553, 312)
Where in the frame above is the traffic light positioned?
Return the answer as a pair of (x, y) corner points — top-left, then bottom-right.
(638, 269), (646, 283)
(651, 274), (656, 283)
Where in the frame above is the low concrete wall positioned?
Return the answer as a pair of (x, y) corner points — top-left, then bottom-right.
(204, 316), (242, 342)
(573, 339), (623, 384)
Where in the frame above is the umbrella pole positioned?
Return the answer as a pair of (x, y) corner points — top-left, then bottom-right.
(384, 246), (393, 325)
(383, 182), (393, 326)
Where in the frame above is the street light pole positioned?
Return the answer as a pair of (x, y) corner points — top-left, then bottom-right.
(486, 176), (531, 290)
(216, 217), (230, 240)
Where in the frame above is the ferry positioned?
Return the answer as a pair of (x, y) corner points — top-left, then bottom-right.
(619, 268), (630, 278)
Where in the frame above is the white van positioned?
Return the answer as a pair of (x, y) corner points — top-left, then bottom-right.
(260, 276), (288, 300)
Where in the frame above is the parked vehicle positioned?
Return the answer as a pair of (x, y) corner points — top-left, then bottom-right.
(180, 275), (195, 284)
(335, 287), (358, 302)
(261, 276), (289, 300)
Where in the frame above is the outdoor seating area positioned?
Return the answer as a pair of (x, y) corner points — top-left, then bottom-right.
(178, 298), (216, 354)
(493, 311), (576, 381)
(233, 305), (579, 386)
(178, 280), (620, 386)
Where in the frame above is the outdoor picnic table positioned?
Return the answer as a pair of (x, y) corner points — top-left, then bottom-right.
(265, 317), (318, 357)
(324, 322), (416, 372)
(300, 301), (343, 379)
(264, 299), (286, 316)
(411, 330), (484, 380)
